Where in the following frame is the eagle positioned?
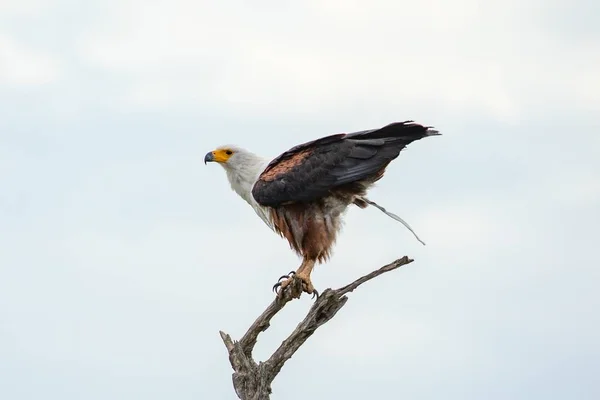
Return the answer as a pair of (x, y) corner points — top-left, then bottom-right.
(204, 121), (440, 298)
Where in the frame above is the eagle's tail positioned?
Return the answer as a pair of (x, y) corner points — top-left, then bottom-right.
(358, 197), (426, 246)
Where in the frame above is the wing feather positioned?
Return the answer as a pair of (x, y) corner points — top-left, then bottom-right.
(252, 122), (439, 206)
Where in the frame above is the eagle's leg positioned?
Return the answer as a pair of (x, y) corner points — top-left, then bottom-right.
(294, 257), (316, 295)
(273, 257), (317, 299)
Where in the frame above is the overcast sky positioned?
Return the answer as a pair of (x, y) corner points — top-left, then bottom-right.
(1, 1), (599, 399)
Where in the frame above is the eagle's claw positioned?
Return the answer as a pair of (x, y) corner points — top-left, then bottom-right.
(277, 271), (296, 282)
(272, 273), (317, 300)
(272, 281), (283, 293)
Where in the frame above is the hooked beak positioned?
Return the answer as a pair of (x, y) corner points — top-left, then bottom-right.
(204, 151), (215, 165)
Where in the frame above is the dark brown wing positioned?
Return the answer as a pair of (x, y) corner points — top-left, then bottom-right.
(251, 121), (439, 207)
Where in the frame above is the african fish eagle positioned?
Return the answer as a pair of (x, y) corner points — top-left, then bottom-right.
(204, 121), (439, 298)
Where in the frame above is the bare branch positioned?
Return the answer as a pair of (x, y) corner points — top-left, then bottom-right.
(336, 256), (414, 296)
(219, 256), (414, 399)
(239, 295), (289, 358)
(264, 289), (348, 378)
(219, 331), (234, 352)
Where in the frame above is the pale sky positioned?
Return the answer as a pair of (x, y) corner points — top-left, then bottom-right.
(1, 1), (599, 399)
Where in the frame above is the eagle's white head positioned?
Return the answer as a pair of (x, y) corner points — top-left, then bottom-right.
(204, 145), (273, 229)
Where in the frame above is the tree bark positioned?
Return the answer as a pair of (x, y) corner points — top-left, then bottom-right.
(219, 256), (414, 400)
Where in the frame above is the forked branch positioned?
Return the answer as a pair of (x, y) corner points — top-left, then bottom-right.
(219, 256), (414, 400)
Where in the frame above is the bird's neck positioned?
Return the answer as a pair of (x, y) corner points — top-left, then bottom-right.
(224, 155), (274, 230)
(225, 156), (269, 205)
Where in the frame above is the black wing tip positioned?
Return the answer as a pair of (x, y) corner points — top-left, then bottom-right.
(386, 121), (442, 138)
(425, 127), (441, 136)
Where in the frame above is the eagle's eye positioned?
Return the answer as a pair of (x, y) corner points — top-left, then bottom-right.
(225, 150), (233, 155)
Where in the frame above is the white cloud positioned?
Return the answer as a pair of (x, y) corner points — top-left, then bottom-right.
(415, 199), (526, 255)
(0, 0), (50, 16)
(0, 35), (61, 86)
(548, 170), (600, 207)
(314, 311), (436, 360)
(79, 0), (600, 118)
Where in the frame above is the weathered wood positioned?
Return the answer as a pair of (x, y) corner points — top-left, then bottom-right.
(219, 256), (414, 399)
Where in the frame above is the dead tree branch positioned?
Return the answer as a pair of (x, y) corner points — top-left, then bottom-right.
(219, 256), (414, 400)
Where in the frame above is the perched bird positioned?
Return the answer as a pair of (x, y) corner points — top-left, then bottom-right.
(204, 121), (440, 298)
